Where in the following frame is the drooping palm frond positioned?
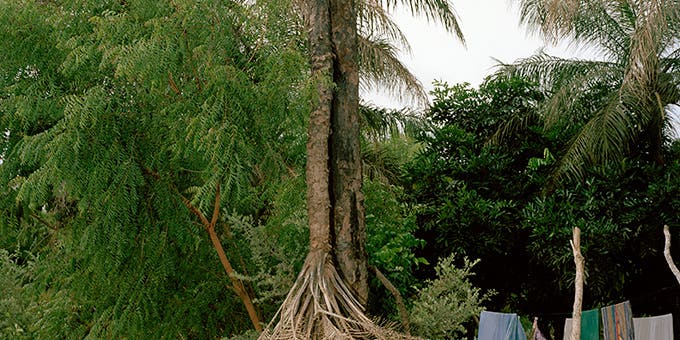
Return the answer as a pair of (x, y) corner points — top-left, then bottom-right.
(355, 0), (465, 106)
(362, 141), (407, 185)
(568, 2), (632, 59)
(495, 53), (619, 91)
(358, 35), (428, 105)
(358, 0), (412, 54)
(359, 104), (426, 140)
(517, 0), (584, 40)
(379, 0), (465, 44)
(552, 97), (636, 183)
(359, 104), (426, 184)
(519, 0), (634, 58)
(495, 53), (621, 128)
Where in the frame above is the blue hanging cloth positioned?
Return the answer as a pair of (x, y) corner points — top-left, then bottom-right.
(478, 311), (527, 340)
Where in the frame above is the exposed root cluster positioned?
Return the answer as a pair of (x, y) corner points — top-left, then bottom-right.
(260, 250), (416, 340)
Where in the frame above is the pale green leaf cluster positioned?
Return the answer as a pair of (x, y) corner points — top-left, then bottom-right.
(409, 255), (493, 340)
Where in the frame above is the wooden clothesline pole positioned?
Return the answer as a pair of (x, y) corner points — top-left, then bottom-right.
(570, 227), (584, 340)
(663, 225), (680, 286)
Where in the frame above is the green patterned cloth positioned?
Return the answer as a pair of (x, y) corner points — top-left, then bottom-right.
(563, 309), (599, 340)
(581, 309), (600, 340)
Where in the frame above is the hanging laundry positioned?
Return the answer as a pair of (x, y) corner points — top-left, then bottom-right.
(478, 311), (527, 340)
(563, 309), (599, 340)
(632, 313), (673, 340)
(600, 301), (634, 340)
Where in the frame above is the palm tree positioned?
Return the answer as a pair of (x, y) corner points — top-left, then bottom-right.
(496, 0), (680, 183)
(260, 0), (463, 338)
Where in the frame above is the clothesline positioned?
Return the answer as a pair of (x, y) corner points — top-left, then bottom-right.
(529, 284), (677, 319)
(478, 300), (674, 340)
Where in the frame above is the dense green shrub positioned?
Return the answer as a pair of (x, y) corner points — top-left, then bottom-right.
(409, 255), (492, 339)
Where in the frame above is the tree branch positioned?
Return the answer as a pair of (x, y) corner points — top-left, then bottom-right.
(209, 182), (221, 230)
(30, 212), (59, 231)
(179, 194), (211, 227)
(369, 265), (411, 335)
(141, 168), (262, 331)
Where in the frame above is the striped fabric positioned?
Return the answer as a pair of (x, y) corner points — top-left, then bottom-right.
(600, 301), (634, 340)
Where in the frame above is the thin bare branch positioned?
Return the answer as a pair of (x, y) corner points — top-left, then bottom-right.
(370, 265), (411, 335)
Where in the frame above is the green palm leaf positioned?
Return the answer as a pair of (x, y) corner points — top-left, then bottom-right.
(379, 0), (465, 44)
(358, 35), (428, 105)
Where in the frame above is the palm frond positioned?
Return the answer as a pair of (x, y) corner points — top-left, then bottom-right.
(553, 98), (637, 183)
(495, 53), (621, 127)
(379, 0), (465, 44)
(358, 35), (428, 106)
(517, 0), (583, 41)
(495, 53), (619, 89)
(519, 0), (633, 58)
(358, 0), (412, 54)
(362, 141), (406, 185)
(360, 104), (425, 141)
(569, 2), (632, 60)
(512, 0), (680, 183)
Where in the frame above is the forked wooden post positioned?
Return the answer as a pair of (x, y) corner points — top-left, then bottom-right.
(663, 225), (680, 286)
(570, 227), (584, 340)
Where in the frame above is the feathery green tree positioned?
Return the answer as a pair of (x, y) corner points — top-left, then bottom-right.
(0, 0), (310, 337)
(0, 0), (460, 338)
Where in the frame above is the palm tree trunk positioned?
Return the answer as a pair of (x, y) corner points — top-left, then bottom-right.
(259, 3), (400, 337)
(306, 0), (334, 253)
(329, 0), (369, 305)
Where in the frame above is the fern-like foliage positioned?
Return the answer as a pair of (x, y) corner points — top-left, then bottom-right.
(0, 0), (310, 338)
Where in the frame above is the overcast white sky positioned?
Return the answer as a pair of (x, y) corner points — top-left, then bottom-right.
(362, 0), (568, 109)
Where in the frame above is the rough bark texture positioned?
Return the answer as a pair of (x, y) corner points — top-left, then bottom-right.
(260, 2), (387, 337)
(570, 227), (584, 340)
(306, 0), (334, 253)
(329, 0), (369, 305)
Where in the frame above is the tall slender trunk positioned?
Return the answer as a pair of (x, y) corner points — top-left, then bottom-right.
(260, 2), (399, 338)
(329, 0), (369, 305)
(306, 0), (333, 253)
